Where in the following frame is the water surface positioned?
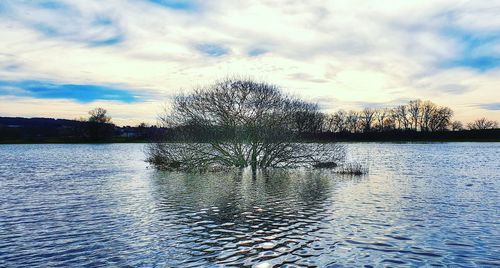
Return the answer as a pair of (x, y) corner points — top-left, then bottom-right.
(0, 143), (499, 267)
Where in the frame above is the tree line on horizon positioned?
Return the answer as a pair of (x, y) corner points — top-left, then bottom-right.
(293, 99), (498, 135)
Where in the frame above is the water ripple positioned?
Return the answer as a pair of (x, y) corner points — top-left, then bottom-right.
(0, 143), (499, 267)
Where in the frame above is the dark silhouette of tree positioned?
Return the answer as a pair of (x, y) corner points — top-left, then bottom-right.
(147, 78), (345, 172)
(346, 110), (361, 133)
(325, 110), (348, 132)
(428, 106), (452, 131)
(419, 100), (436, 131)
(293, 103), (325, 134)
(467, 118), (498, 130)
(408, 99), (423, 130)
(360, 108), (377, 132)
(88, 108), (111, 123)
(136, 122), (151, 138)
(86, 108), (114, 141)
(375, 108), (394, 131)
(393, 105), (410, 130)
(451, 121), (463, 131)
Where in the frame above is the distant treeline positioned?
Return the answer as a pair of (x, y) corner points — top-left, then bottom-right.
(298, 99), (498, 133)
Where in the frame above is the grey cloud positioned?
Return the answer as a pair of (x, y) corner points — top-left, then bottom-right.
(440, 84), (471, 94)
(478, 103), (500, 110)
(288, 73), (329, 84)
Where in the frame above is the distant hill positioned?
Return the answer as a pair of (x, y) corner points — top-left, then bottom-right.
(0, 117), (161, 143)
(0, 117), (84, 127)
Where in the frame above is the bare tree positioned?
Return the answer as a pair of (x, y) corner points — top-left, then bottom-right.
(467, 118), (499, 130)
(383, 116), (396, 130)
(360, 108), (377, 132)
(147, 78), (345, 172)
(327, 110), (348, 132)
(428, 106), (453, 131)
(408, 99), (421, 130)
(392, 105), (410, 130)
(88, 108), (111, 123)
(346, 110), (361, 133)
(374, 108), (389, 131)
(322, 114), (335, 133)
(419, 100), (436, 132)
(451, 121), (463, 131)
(86, 107), (114, 140)
(294, 103), (326, 133)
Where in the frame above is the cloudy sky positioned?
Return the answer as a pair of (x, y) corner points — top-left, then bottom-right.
(0, 0), (499, 125)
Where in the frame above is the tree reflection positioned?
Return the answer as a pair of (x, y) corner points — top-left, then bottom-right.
(147, 169), (363, 266)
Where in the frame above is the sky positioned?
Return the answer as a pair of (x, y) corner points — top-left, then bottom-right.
(0, 0), (499, 126)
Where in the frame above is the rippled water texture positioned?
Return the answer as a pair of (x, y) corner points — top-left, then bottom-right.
(0, 143), (499, 267)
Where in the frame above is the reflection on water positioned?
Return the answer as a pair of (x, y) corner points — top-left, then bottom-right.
(0, 143), (499, 267)
(147, 169), (351, 267)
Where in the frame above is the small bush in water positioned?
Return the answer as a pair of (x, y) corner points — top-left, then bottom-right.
(335, 162), (368, 175)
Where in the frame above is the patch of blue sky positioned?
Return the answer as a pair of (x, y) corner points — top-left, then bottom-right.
(93, 16), (114, 26)
(447, 57), (500, 71)
(148, 0), (196, 11)
(195, 43), (230, 57)
(33, 24), (60, 37)
(0, 80), (139, 103)
(0, 0), (69, 15)
(479, 103), (500, 111)
(36, 1), (69, 10)
(441, 28), (500, 71)
(0, 2), (6, 14)
(248, 48), (268, 57)
(88, 35), (125, 47)
(33, 22), (125, 47)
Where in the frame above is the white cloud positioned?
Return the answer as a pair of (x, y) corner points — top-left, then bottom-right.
(0, 0), (498, 124)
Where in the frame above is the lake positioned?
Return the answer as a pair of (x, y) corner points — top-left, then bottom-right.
(0, 143), (498, 267)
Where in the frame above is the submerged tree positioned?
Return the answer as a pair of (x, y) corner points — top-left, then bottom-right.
(147, 78), (345, 172)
